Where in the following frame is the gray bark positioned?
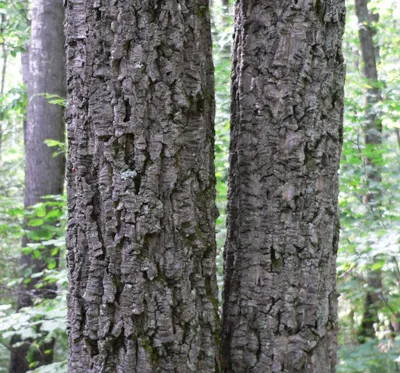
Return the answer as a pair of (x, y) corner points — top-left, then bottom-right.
(9, 1), (66, 372)
(355, 0), (381, 189)
(354, 0), (383, 341)
(65, 1), (220, 372)
(222, 1), (345, 372)
(0, 13), (7, 158)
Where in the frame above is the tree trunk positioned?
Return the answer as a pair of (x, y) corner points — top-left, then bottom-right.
(65, 1), (220, 372)
(354, 0), (383, 342)
(0, 13), (7, 159)
(9, 1), (66, 372)
(222, 1), (345, 372)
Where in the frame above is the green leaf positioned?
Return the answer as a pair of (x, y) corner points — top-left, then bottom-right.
(35, 204), (47, 217)
(21, 247), (32, 254)
(33, 250), (41, 259)
(43, 139), (62, 147)
(51, 247), (59, 256)
(48, 259), (56, 270)
(27, 219), (44, 227)
(44, 209), (63, 220)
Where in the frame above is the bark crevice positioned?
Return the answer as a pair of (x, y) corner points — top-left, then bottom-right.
(66, 1), (220, 372)
(222, 1), (345, 372)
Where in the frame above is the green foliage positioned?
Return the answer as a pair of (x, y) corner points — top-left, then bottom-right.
(338, 339), (400, 373)
(211, 3), (233, 297)
(27, 361), (67, 373)
(338, 0), (400, 369)
(43, 139), (66, 158)
(0, 0), (29, 57)
(0, 195), (68, 370)
(33, 93), (66, 108)
(0, 0), (398, 371)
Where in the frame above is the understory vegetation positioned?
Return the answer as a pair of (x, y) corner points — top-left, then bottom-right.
(0, 0), (400, 371)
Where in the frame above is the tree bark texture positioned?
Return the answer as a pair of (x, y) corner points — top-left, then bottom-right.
(222, 1), (345, 372)
(9, 1), (65, 372)
(65, 1), (220, 372)
(355, 0), (383, 342)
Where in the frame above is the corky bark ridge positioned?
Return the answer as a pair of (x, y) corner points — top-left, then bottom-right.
(222, 0), (346, 372)
(65, 1), (220, 372)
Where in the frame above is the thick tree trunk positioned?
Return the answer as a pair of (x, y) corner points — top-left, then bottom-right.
(9, 1), (66, 372)
(355, 0), (383, 342)
(65, 1), (220, 372)
(222, 1), (345, 372)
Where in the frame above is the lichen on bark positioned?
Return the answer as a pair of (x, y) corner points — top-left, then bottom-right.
(65, 1), (220, 372)
(222, 1), (346, 372)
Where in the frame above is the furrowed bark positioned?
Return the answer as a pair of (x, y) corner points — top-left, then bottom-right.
(9, 1), (66, 372)
(65, 1), (220, 372)
(222, 1), (345, 372)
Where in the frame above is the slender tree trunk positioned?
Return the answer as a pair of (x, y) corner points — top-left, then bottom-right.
(9, 1), (66, 372)
(65, 1), (220, 372)
(355, 0), (383, 342)
(395, 128), (400, 150)
(0, 13), (7, 159)
(222, 1), (345, 372)
(356, 0), (381, 189)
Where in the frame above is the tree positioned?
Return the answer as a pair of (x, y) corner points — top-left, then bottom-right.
(354, 0), (383, 342)
(9, 0), (66, 372)
(65, 1), (220, 372)
(222, 1), (346, 372)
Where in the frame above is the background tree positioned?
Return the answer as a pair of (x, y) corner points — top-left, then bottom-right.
(354, 0), (383, 342)
(0, 0), (400, 372)
(65, 1), (220, 372)
(338, 1), (400, 370)
(0, 0), (28, 368)
(9, 0), (66, 372)
(222, 1), (346, 371)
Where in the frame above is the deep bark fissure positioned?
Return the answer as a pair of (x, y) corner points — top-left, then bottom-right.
(66, 1), (220, 372)
(222, 1), (345, 372)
